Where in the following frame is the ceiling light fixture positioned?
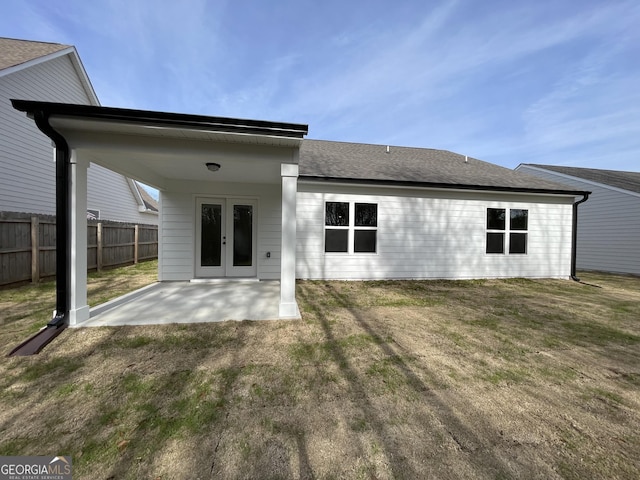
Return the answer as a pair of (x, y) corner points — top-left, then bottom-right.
(206, 162), (221, 172)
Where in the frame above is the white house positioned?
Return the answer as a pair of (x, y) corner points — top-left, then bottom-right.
(516, 164), (640, 276)
(10, 101), (589, 331)
(0, 37), (157, 223)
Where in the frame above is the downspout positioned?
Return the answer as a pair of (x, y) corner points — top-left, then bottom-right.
(33, 110), (71, 327)
(570, 192), (590, 282)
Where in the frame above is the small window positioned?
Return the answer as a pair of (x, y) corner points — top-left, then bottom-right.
(486, 208), (528, 255)
(354, 203), (377, 253)
(325, 202), (350, 253)
(324, 201), (378, 254)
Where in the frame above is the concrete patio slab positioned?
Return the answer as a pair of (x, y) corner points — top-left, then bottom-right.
(82, 280), (294, 327)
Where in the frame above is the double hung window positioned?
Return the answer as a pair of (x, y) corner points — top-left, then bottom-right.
(486, 208), (528, 254)
(325, 202), (377, 253)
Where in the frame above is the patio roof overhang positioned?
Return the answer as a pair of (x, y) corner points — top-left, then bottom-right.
(11, 100), (309, 188)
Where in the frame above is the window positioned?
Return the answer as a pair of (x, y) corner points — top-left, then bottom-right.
(325, 202), (378, 253)
(509, 209), (528, 254)
(486, 208), (505, 254)
(486, 208), (528, 254)
(325, 202), (349, 252)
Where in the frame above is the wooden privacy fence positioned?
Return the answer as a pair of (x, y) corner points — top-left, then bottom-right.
(0, 212), (158, 286)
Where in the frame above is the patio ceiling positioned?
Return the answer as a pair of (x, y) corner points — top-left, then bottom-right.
(52, 116), (302, 189)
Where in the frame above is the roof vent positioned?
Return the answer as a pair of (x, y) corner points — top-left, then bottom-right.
(386, 145), (390, 154)
(464, 155), (468, 163)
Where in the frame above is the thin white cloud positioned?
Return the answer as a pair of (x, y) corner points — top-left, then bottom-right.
(1, 0), (638, 171)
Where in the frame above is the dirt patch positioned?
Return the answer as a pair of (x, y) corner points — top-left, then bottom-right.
(1, 271), (639, 479)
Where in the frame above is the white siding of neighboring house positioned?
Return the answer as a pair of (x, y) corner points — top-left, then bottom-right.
(296, 182), (575, 280)
(516, 165), (640, 276)
(0, 53), (157, 224)
(86, 170), (156, 224)
(159, 180), (281, 281)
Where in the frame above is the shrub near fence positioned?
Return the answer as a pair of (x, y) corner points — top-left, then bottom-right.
(0, 211), (158, 286)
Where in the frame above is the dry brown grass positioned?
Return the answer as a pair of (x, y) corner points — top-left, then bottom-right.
(1, 269), (639, 479)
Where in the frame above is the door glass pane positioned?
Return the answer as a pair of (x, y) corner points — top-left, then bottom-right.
(201, 204), (221, 266)
(233, 205), (253, 266)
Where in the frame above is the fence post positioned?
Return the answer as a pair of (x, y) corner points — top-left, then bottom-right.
(97, 222), (103, 271)
(134, 224), (139, 264)
(31, 216), (40, 283)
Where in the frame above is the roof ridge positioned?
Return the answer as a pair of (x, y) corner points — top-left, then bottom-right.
(304, 138), (462, 157)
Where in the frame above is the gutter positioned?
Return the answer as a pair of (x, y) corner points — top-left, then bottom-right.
(299, 175), (587, 196)
(11, 99), (309, 138)
(8, 105), (71, 355)
(570, 192), (591, 282)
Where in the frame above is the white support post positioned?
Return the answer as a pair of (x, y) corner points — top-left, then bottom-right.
(69, 150), (90, 326)
(279, 163), (300, 318)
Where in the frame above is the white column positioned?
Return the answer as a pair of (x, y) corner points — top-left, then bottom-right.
(279, 163), (300, 318)
(69, 150), (90, 326)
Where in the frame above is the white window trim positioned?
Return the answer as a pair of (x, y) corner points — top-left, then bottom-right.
(324, 201), (378, 255)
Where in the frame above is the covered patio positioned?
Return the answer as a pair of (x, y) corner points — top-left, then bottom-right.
(11, 100), (308, 332)
(85, 280), (283, 327)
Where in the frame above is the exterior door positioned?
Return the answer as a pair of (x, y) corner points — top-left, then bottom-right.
(195, 198), (257, 278)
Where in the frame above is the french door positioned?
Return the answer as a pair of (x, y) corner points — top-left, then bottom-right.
(195, 197), (257, 278)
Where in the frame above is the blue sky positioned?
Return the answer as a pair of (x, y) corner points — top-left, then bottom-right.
(2, 0), (639, 171)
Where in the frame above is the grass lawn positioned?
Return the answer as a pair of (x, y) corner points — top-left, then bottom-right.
(1, 266), (639, 479)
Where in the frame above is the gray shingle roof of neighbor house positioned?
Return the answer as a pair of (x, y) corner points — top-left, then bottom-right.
(522, 164), (640, 195)
(300, 139), (588, 195)
(0, 37), (70, 71)
(136, 183), (159, 213)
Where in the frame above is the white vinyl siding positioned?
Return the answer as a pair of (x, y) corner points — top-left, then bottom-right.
(0, 54), (156, 224)
(159, 181), (281, 281)
(517, 165), (640, 275)
(296, 182), (574, 280)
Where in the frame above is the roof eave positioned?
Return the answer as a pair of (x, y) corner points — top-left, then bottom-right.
(11, 100), (309, 138)
(298, 175), (589, 196)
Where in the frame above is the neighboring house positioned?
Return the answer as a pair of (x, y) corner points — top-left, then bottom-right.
(0, 37), (157, 223)
(10, 101), (589, 326)
(516, 164), (640, 276)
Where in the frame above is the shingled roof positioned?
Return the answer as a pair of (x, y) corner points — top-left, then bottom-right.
(0, 37), (70, 71)
(522, 164), (640, 195)
(136, 182), (159, 213)
(299, 140), (586, 194)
